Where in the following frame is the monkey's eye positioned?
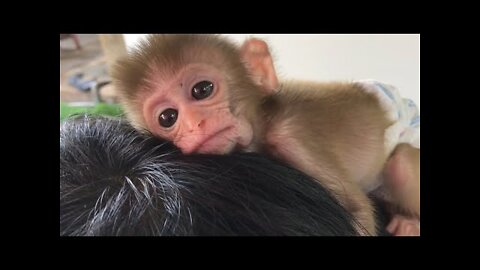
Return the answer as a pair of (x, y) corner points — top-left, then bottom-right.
(158, 108), (178, 128)
(192, 80), (214, 100)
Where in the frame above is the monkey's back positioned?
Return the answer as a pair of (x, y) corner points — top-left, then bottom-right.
(262, 80), (393, 190)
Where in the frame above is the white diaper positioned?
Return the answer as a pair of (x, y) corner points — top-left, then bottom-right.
(356, 80), (420, 156)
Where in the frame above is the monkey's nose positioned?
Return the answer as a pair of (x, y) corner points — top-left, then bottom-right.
(187, 119), (205, 132)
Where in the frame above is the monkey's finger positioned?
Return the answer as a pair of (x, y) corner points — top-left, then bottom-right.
(387, 215), (420, 236)
(386, 216), (400, 234)
(395, 222), (420, 236)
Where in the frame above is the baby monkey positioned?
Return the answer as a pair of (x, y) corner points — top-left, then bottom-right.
(112, 34), (420, 236)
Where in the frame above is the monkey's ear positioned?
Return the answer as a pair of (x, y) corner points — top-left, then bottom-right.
(240, 38), (279, 93)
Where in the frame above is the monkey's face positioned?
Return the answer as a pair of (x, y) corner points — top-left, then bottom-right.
(142, 64), (254, 155)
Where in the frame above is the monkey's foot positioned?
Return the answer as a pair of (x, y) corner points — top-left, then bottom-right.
(386, 214), (420, 236)
(385, 144), (416, 189)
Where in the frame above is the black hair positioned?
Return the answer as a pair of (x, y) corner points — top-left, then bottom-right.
(60, 115), (387, 236)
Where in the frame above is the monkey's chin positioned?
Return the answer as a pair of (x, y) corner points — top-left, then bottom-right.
(195, 124), (252, 155)
(197, 140), (236, 155)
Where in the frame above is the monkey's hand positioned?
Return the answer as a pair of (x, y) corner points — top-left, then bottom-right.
(386, 214), (420, 236)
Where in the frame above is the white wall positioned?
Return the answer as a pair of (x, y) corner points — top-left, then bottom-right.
(124, 34), (420, 109)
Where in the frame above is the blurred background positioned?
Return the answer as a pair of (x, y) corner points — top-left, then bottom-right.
(60, 34), (419, 120)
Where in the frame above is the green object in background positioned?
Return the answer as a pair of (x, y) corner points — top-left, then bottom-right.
(60, 102), (124, 122)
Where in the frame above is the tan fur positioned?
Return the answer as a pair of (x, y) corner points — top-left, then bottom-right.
(261, 80), (393, 235)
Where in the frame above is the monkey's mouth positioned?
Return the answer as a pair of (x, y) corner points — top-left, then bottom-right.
(195, 126), (235, 154)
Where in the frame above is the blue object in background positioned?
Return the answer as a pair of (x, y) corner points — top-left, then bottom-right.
(68, 73), (97, 92)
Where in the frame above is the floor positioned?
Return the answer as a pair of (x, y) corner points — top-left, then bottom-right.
(60, 34), (118, 103)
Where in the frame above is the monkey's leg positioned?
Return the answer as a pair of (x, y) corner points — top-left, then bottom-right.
(383, 143), (420, 236)
(288, 160), (378, 235)
(266, 137), (378, 235)
(313, 172), (378, 236)
(340, 183), (379, 236)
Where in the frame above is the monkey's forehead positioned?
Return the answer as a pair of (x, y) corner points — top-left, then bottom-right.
(151, 49), (234, 74)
